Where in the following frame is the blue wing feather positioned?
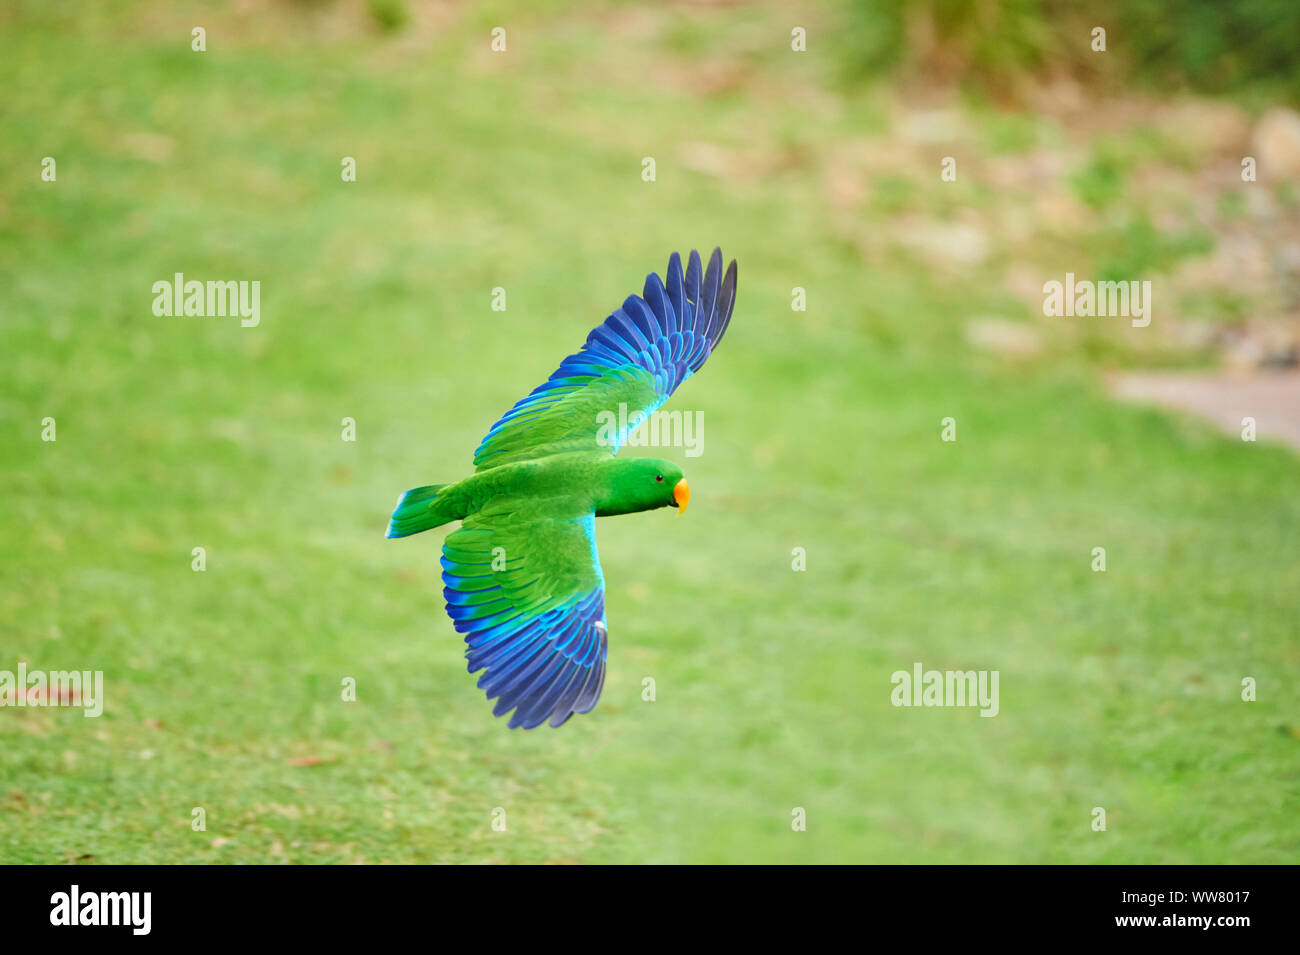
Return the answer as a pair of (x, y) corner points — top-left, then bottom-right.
(442, 511), (610, 729)
(472, 248), (738, 470)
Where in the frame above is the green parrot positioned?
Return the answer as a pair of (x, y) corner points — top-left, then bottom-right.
(387, 248), (738, 729)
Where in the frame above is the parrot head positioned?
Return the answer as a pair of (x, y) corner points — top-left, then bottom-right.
(594, 457), (688, 517)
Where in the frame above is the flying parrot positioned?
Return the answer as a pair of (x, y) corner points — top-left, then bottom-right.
(387, 248), (738, 729)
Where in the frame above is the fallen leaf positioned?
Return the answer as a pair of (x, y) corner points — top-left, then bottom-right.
(288, 755), (336, 767)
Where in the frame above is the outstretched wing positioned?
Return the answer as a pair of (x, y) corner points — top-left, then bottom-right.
(473, 247), (738, 470)
(441, 496), (608, 729)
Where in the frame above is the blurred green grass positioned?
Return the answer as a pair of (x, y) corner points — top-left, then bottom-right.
(1, 1), (1297, 863)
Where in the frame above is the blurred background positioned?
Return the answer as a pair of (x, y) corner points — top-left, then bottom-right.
(1, 0), (1297, 863)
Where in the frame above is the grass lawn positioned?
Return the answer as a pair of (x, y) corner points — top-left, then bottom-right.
(1, 2), (1296, 863)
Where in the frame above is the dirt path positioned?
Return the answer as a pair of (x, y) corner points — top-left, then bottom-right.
(1109, 372), (1300, 449)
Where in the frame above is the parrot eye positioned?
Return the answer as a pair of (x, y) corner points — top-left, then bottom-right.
(655, 474), (664, 482)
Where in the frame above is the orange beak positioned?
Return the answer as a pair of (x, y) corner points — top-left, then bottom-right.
(672, 478), (690, 514)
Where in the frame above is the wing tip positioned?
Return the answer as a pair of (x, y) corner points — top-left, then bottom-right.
(670, 246), (737, 346)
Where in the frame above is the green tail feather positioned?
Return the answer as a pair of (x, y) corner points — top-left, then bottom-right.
(387, 483), (456, 538)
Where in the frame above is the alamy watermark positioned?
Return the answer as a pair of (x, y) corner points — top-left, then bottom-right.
(891, 663), (999, 717)
(50, 885), (150, 935)
(1042, 272), (1151, 327)
(0, 663), (103, 717)
(595, 403), (703, 457)
(152, 272), (260, 327)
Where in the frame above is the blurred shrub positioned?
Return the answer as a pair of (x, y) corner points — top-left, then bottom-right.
(1069, 147), (1126, 209)
(367, 0), (408, 32)
(834, 0), (1300, 101)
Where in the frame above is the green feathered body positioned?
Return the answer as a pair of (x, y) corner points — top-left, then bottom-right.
(389, 453), (685, 537)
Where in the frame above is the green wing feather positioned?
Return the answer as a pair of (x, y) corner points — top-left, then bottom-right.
(473, 367), (660, 470)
